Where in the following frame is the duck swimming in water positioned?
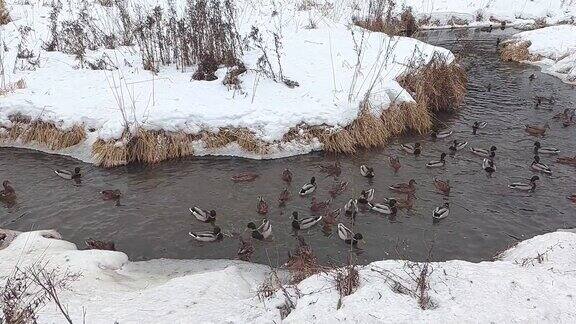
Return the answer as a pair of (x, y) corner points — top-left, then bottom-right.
(433, 177), (450, 195)
(189, 207), (217, 223)
(389, 156), (401, 173)
(389, 179), (417, 194)
(55, 167), (81, 180)
(449, 140), (468, 152)
(431, 130), (453, 139)
(483, 158), (496, 175)
(557, 156), (576, 166)
(433, 202), (450, 221)
(509, 176), (540, 192)
(357, 189), (375, 204)
(533, 141), (560, 155)
(344, 198), (358, 218)
(525, 124), (549, 136)
(337, 223), (364, 246)
(360, 165), (375, 178)
(426, 153), (447, 168)
(0, 180), (16, 202)
(530, 155), (552, 175)
(292, 211), (323, 230)
(247, 219), (272, 240)
(470, 146), (497, 158)
(311, 197), (331, 214)
(278, 188), (291, 207)
(329, 180), (348, 198)
(401, 143), (421, 156)
(282, 169), (293, 183)
(231, 171), (259, 182)
(257, 196), (269, 215)
(189, 226), (223, 242)
(300, 177), (317, 196)
(368, 199), (397, 216)
(472, 121), (487, 135)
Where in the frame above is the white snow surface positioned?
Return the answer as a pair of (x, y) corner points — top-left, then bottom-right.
(508, 25), (576, 83)
(1, 229), (576, 323)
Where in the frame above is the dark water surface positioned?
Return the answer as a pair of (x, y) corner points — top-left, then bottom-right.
(1, 29), (575, 265)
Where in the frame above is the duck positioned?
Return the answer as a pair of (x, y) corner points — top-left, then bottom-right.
(401, 143), (421, 155)
(322, 208), (341, 226)
(257, 196), (269, 214)
(533, 141), (560, 155)
(567, 194), (576, 203)
(389, 179), (416, 194)
(299, 177), (317, 196)
(449, 140), (468, 152)
(472, 121), (487, 135)
(247, 219), (272, 240)
(509, 176), (539, 192)
(396, 193), (416, 210)
(530, 155), (552, 175)
(431, 130), (453, 139)
(189, 226), (223, 242)
(319, 161), (341, 178)
(85, 238), (116, 251)
(433, 177), (450, 195)
(337, 223), (363, 246)
(282, 169), (293, 183)
(237, 236), (255, 262)
(433, 202), (450, 221)
(291, 211), (322, 230)
(311, 197), (331, 214)
(278, 188), (291, 207)
(231, 171), (259, 182)
(55, 167), (81, 180)
(480, 25), (493, 32)
(482, 158), (496, 174)
(360, 165), (375, 178)
(101, 189), (121, 200)
(189, 207), (217, 223)
(529, 73), (536, 81)
(389, 156), (401, 173)
(553, 108), (574, 120)
(329, 180), (348, 198)
(0, 180), (16, 202)
(557, 156), (576, 166)
(357, 189), (375, 204)
(525, 124), (549, 136)
(470, 146), (497, 158)
(344, 198), (358, 218)
(368, 199), (397, 215)
(426, 152), (446, 168)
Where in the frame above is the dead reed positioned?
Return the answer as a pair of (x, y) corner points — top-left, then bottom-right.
(500, 40), (533, 62)
(353, 0), (418, 36)
(284, 236), (324, 283)
(2, 116), (86, 151)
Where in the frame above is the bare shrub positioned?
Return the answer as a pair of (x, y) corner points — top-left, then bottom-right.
(0, 0), (10, 25)
(334, 265), (359, 309)
(353, 1), (418, 36)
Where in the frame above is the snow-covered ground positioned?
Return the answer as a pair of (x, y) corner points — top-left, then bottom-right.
(503, 25), (576, 84)
(2, 228), (576, 323)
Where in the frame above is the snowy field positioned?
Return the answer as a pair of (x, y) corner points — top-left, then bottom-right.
(503, 25), (576, 84)
(1, 229), (576, 323)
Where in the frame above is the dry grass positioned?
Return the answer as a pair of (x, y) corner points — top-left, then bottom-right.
(500, 40), (537, 62)
(1, 116), (85, 150)
(0, 79), (26, 96)
(92, 139), (128, 168)
(202, 128), (269, 154)
(398, 53), (467, 113)
(284, 237), (324, 283)
(354, 2), (418, 37)
(0, 0), (9, 25)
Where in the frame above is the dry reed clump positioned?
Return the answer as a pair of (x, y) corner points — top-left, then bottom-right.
(202, 128), (270, 155)
(354, 1), (418, 37)
(398, 53), (467, 113)
(500, 40), (535, 62)
(2, 116), (86, 150)
(0, 79), (26, 96)
(0, 0), (10, 25)
(335, 265), (360, 306)
(284, 237), (325, 283)
(92, 139), (128, 168)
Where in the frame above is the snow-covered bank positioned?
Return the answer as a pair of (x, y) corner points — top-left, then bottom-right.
(501, 25), (576, 84)
(2, 229), (576, 323)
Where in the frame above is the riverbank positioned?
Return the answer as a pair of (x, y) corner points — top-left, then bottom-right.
(1, 228), (575, 322)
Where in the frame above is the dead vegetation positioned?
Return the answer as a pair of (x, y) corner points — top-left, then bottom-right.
(500, 40), (539, 62)
(353, 0), (418, 37)
(0, 0), (9, 25)
(284, 236), (324, 283)
(0, 79), (26, 96)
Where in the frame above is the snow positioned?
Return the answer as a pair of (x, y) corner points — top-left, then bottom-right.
(1, 228), (576, 323)
(507, 25), (576, 84)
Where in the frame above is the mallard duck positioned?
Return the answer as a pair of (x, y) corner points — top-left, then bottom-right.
(257, 196), (269, 214)
(344, 198), (358, 218)
(300, 177), (317, 196)
(389, 156), (401, 173)
(470, 146), (497, 157)
(433, 177), (450, 195)
(337, 223), (363, 246)
(389, 179), (416, 194)
(292, 211), (322, 230)
(553, 108), (574, 120)
(396, 193), (416, 210)
(567, 194), (576, 203)
(101, 189), (121, 200)
(483, 158), (496, 174)
(533, 141), (560, 155)
(529, 73), (536, 81)
(368, 199), (397, 215)
(55, 167), (81, 180)
(231, 171), (259, 182)
(401, 143), (421, 155)
(426, 152), (446, 168)
(311, 197), (331, 214)
(319, 161), (341, 177)
(0, 180), (16, 202)
(189, 207), (217, 223)
(525, 124), (549, 136)
(85, 238), (116, 251)
(189, 226), (223, 242)
(237, 236), (255, 261)
(557, 156), (576, 166)
(247, 219), (272, 240)
(431, 130), (453, 139)
(509, 176), (539, 192)
(472, 121), (487, 135)
(360, 165), (375, 178)
(323, 208), (341, 226)
(329, 180), (348, 198)
(282, 169), (293, 183)
(449, 140), (468, 152)
(480, 25), (493, 32)
(433, 202), (450, 221)
(278, 188), (290, 207)
(357, 189), (375, 204)
(530, 155), (552, 175)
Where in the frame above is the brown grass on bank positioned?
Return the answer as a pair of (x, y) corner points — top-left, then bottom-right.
(284, 236), (325, 283)
(0, 79), (26, 96)
(354, 1), (418, 37)
(398, 53), (467, 112)
(500, 40), (534, 62)
(202, 128), (269, 155)
(1, 116), (85, 150)
(0, 0), (10, 25)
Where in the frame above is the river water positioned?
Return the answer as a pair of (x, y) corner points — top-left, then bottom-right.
(1, 28), (575, 265)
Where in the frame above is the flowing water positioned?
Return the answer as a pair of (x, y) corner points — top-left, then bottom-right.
(1, 29), (575, 265)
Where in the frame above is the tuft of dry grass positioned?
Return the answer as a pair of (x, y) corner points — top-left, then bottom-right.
(284, 236), (324, 283)
(0, 79), (26, 96)
(500, 40), (534, 62)
(348, 106), (390, 148)
(2, 117), (86, 151)
(92, 139), (128, 168)
(354, 1), (418, 37)
(0, 0), (10, 25)
(398, 53), (467, 113)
